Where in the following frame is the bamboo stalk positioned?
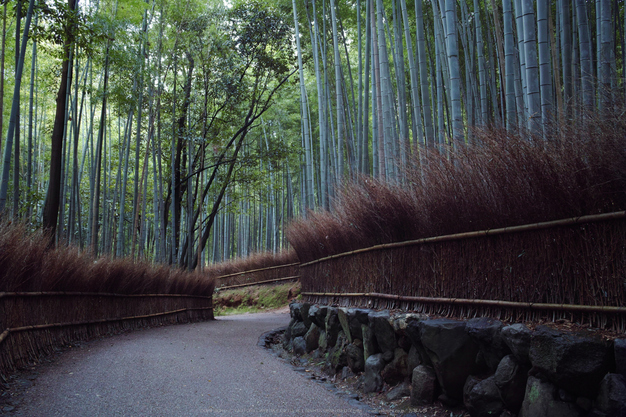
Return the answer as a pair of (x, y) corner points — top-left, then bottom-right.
(301, 291), (626, 314)
(214, 262), (300, 280)
(217, 276), (300, 290)
(0, 291), (212, 300)
(0, 329), (8, 345)
(300, 211), (626, 267)
(0, 306), (213, 346)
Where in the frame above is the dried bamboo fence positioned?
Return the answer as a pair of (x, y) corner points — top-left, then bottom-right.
(0, 292), (213, 382)
(300, 212), (626, 331)
(215, 263), (300, 290)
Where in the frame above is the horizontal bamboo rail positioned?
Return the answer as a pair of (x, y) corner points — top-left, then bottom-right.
(300, 211), (626, 267)
(0, 291), (212, 300)
(0, 306), (214, 346)
(302, 292), (626, 314)
(217, 276), (300, 290)
(215, 262), (300, 280)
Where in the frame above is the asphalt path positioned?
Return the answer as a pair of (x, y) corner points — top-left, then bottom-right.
(11, 310), (373, 417)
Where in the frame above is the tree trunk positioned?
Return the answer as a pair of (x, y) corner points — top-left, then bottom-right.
(521, 0), (540, 134)
(503, 0), (517, 130)
(0, 0), (35, 214)
(444, 0), (463, 143)
(42, 0), (77, 237)
(576, 0), (593, 111)
(537, 0), (552, 136)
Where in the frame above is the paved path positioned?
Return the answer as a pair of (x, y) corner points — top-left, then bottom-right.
(11, 311), (372, 417)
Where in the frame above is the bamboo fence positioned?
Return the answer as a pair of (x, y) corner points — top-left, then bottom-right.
(0, 292), (213, 382)
(214, 262), (300, 289)
(299, 212), (626, 331)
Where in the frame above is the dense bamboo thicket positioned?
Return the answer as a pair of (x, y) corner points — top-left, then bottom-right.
(287, 108), (626, 262)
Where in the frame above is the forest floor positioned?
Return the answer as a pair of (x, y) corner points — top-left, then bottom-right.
(212, 281), (301, 316)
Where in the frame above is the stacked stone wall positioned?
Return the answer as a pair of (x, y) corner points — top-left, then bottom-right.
(283, 302), (626, 417)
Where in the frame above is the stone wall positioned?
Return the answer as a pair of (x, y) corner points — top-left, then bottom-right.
(283, 302), (626, 417)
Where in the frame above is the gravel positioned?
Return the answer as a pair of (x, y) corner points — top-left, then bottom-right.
(6, 311), (374, 417)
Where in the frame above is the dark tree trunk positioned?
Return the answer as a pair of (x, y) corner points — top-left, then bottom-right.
(42, 0), (77, 238)
(172, 53), (194, 263)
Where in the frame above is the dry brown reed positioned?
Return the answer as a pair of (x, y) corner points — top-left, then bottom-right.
(0, 222), (215, 297)
(208, 250), (298, 277)
(287, 109), (626, 262)
(0, 222), (215, 382)
(209, 250), (299, 288)
(288, 107), (626, 330)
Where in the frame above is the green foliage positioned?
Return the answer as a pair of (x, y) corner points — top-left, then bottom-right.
(213, 282), (301, 316)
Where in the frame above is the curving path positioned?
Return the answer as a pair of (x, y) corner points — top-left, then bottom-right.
(10, 310), (373, 417)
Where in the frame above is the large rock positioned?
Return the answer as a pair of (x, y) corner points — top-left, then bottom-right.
(318, 329), (328, 352)
(291, 320), (308, 339)
(300, 303), (312, 329)
(405, 321), (433, 367)
(346, 340), (365, 373)
(381, 348), (410, 386)
(308, 305), (328, 328)
(463, 376), (480, 408)
(520, 376), (584, 417)
(419, 318), (480, 401)
(616, 339), (626, 378)
(501, 323), (532, 364)
(326, 332), (348, 372)
(363, 353), (386, 393)
(529, 325), (613, 397)
(407, 345), (421, 376)
(325, 307), (341, 348)
(337, 308), (368, 342)
(466, 317), (510, 372)
(494, 355), (529, 411)
(361, 324), (379, 360)
(411, 365), (438, 405)
(369, 310), (398, 353)
(337, 308), (352, 342)
(348, 309), (370, 341)
(463, 376), (505, 417)
(290, 302), (304, 321)
(292, 336), (306, 356)
(393, 313), (427, 334)
(595, 373), (626, 417)
(304, 323), (320, 353)
(386, 381), (411, 401)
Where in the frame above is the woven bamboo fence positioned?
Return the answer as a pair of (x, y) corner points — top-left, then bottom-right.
(215, 262), (300, 289)
(0, 292), (213, 382)
(300, 212), (626, 331)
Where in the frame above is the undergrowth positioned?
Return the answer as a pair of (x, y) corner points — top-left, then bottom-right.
(206, 250), (299, 279)
(213, 282), (301, 315)
(287, 108), (626, 262)
(0, 223), (214, 296)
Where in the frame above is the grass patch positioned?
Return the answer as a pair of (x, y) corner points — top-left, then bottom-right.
(213, 281), (301, 316)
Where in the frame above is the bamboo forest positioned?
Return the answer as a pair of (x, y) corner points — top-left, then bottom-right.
(0, 0), (624, 269)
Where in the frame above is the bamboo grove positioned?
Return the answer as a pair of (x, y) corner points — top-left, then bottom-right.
(0, 0), (624, 269)
(0, 0), (300, 267)
(293, 0), (626, 212)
